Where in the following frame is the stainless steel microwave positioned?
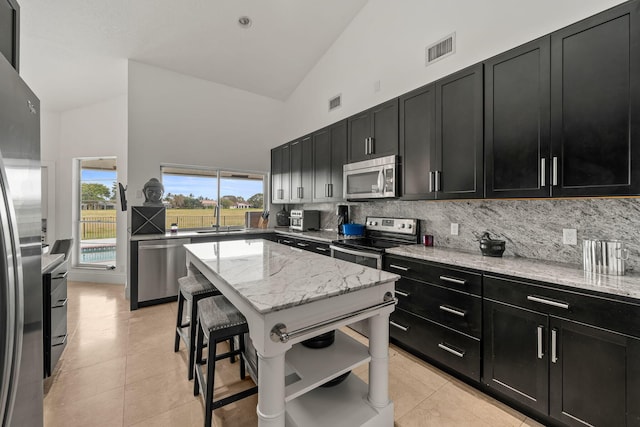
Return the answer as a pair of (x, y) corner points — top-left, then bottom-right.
(343, 155), (398, 200)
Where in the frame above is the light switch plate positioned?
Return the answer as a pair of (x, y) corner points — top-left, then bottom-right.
(450, 223), (459, 236)
(563, 228), (577, 245)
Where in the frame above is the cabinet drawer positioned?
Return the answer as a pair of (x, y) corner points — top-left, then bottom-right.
(385, 255), (481, 296)
(308, 242), (331, 256)
(390, 308), (480, 381)
(484, 275), (640, 338)
(50, 279), (67, 309)
(49, 333), (68, 376)
(395, 277), (481, 338)
(50, 305), (67, 339)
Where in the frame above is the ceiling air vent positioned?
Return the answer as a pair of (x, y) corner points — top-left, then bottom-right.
(426, 33), (456, 66)
(329, 94), (342, 111)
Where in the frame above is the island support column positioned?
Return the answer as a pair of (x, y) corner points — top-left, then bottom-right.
(367, 311), (390, 408)
(257, 352), (286, 426)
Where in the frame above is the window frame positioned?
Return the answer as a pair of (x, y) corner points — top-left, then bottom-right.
(160, 163), (268, 230)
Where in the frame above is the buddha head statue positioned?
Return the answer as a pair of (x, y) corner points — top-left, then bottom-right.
(142, 178), (164, 206)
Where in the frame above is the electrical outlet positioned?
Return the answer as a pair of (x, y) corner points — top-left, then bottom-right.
(374, 80), (381, 92)
(563, 228), (577, 245)
(450, 223), (459, 236)
(136, 190), (143, 198)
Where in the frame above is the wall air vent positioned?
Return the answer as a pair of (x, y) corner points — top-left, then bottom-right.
(426, 33), (456, 66)
(329, 94), (342, 111)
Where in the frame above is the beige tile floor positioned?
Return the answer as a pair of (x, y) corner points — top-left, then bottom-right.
(44, 281), (545, 427)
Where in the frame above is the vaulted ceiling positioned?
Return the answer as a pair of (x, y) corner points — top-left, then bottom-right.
(18, 0), (368, 112)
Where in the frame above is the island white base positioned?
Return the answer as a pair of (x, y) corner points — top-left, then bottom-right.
(285, 375), (394, 427)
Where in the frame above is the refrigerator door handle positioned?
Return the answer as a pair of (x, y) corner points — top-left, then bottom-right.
(0, 153), (24, 427)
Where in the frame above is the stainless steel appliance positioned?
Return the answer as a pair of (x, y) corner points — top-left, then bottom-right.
(137, 238), (190, 305)
(330, 216), (418, 336)
(289, 210), (320, 231)
(0, 55), (42, 425)
(343, 155), (398, 200)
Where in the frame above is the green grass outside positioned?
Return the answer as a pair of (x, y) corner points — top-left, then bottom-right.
(80, 208), (263, 239)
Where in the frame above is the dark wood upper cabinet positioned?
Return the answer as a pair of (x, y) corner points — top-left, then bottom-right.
(0, 0), (19, 71)
(270, 142), (290, 204)
(550, 2), (640, 196)
(399, 84), (436, 200)
(485, 37), (551, 198)
(313, 120), (347, 202)
(347, 98), (398, 163)
(435, 64), (484, 199)
(290, 135), (313, 203)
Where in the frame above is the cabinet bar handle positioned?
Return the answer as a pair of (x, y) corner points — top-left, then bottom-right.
(439, 275), (466, 286)
(541, 158), (546, 187)
(52, 334), (68, 347)
(537, 325), (544, 359)
(429, 171), (434, 192)
(395, 290), (410, 297)
(282, 239), (292, 244)
(315, 247), (328, 252)
(527, 295), (569, 309)
(552, 157), (558, 186)
(438, 343), (465, 358)
(551, 329), (558, 363)
(52, 298), (68, 309)
(328, 183), (333, 198)
(296, 242), (309, 248)
(390, 321), (409, 332)
(389, 264), (410, 271)
(435, 171), (441, 192)
(439, 305), (466, 318)
(369, 137), (375, 155)
(364, 138), (369, 156)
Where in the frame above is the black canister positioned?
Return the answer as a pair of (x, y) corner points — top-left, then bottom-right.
(275, 207), (289, 226)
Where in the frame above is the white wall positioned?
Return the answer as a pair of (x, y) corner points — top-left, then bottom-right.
(127, 61), (283, 292)
(281, 0), (626, 140)
(127, 61), (284, 206)
(41, 110), (61, 244)
(55, 95), (128, 284)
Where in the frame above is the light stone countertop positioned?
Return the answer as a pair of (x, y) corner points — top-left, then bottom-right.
(386, 245), (640, 301)
(42, 254), (64, 274)
(185, 239), (399, 314)
(130, 228), (272, 241)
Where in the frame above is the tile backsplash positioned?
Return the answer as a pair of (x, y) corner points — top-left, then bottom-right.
(297, 198), (640, 273)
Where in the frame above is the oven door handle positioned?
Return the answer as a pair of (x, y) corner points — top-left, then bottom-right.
(329, 245), (383, 269)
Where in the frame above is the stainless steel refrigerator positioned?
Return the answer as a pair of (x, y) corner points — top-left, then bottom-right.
(0, 53), (42, 425)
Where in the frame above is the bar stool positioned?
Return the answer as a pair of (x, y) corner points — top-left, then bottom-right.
(193, 295), (258, 427)
(174, 266), (222, 380)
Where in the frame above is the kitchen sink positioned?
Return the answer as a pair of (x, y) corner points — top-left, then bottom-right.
(195, 227), (246, 234)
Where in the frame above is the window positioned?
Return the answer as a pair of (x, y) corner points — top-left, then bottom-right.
(160, 165), (266, 230)
(77, 157), (117, 267)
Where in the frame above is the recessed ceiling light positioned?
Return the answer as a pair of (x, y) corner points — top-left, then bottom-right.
(238, 16), (252, 29)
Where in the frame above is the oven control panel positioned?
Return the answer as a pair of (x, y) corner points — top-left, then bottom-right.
(365, 217), (417, 235)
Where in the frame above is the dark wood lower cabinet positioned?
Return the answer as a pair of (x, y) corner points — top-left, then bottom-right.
(483, 300), (549, 414)
(549, 318), (640, 427)
(390, 308), (480, 382)
(43, 260), (68, 378)
(484, 274), (640, 427)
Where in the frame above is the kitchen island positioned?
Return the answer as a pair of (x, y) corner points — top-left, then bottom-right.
(184, 239), (400, 427)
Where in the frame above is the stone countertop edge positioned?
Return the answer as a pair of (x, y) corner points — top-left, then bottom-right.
(42, 254), (64, 274)
(386, 245), (640, 302)
(185, 239), (399, 315)
(130, 228), (273, 241)
(129, 228), (339, 243)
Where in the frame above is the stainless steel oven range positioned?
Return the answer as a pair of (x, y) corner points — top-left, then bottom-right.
(330, 216), (419, 335)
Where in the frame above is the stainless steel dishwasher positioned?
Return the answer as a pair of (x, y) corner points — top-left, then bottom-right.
(137, 238), (191, 304)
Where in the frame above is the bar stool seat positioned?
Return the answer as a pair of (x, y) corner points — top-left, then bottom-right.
(174, 267), (221, 380)
(194, 295), (258, 427)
